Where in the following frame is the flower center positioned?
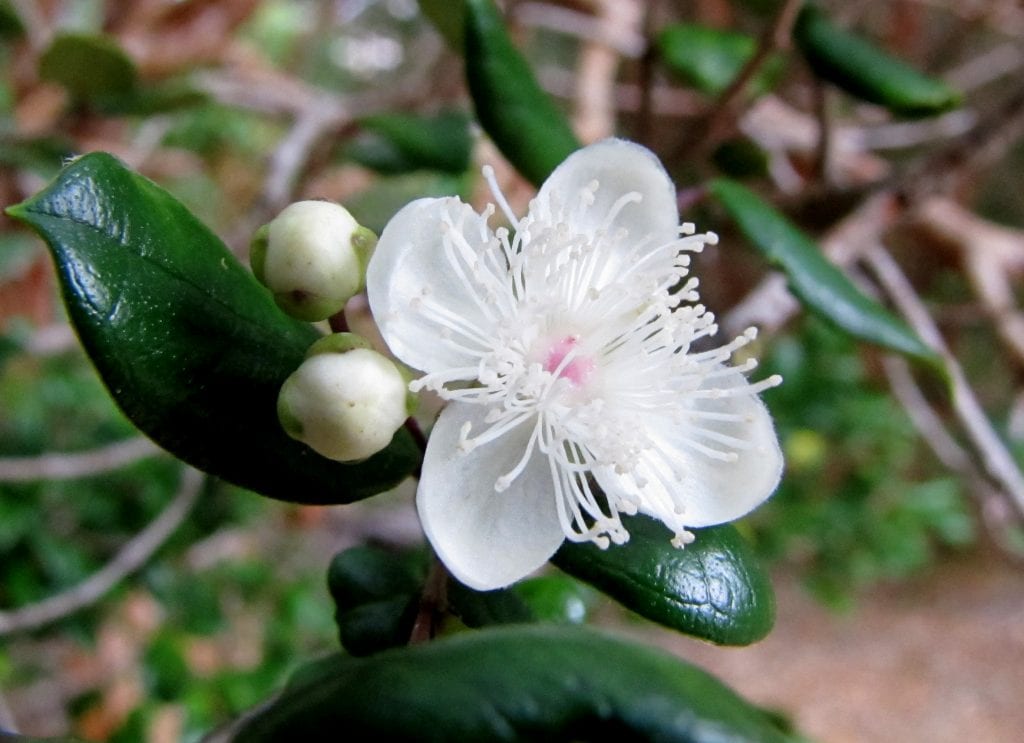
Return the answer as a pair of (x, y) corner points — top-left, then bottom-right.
(543, 335), (595, 387)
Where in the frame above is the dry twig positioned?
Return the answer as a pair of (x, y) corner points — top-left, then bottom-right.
(0, 467), (204, 637)
(0, 437), (162, 483)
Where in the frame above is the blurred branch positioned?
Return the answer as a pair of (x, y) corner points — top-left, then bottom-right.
(0, 467), (204, 637)
(0, 689), (17, 734)
(570, 0), (644, 142)
(0, 437), (162, 483)
(905, 197), (1024, 368)
(863, 245), (1024, 521)
(683, 0), (803, 155)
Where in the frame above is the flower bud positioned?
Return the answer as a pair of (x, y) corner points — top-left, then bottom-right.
(251, 200), (377, 322)
(277, 338), (408, 462)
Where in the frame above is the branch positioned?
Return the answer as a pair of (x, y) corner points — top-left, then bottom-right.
(682, 0), (803, 155)
(862, 245), (1024, 520)
(0, 437), (162, 483)
(0, 467), (204, 636)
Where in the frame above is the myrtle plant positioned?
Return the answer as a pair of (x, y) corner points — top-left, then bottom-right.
(8, 0), (1013, 740)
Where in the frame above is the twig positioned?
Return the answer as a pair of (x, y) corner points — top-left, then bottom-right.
(515, 2), (645, 57)
(812, 77), (832, 185)
(862, 245), (1024, 520)
(0, 467), (204, 636)
(0, 688), (17, 734)
(0, 437), (162, 483)
(570, 0), (643, 143)
(408, 555), (448, 644)
(681, 0), (803, 155)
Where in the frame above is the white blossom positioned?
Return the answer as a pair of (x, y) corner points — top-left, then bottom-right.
(367, 139), (783, 590)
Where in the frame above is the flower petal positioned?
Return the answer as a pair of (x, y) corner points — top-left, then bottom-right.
(533, 138), (680, 261)
(599, 368), (782, 531)
(417, 403), (564, 591)
(366, 197), (497, 375)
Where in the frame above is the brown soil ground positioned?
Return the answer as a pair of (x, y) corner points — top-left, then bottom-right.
(648, 546), (1024, 743)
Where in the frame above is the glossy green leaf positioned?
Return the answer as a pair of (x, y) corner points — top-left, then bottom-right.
(236, 625), (795, 742)
(658, 24), (783, 96)
(5, 153), (419, 504)
(794, 4), (961, 117)
(347, 110), (472, 175)
(464, 0), (580, 186)
(554, 516), (775, 645)
(39, 33), (137, 100)
(710, 178), (942, 368)
(328, 546), (426, 655)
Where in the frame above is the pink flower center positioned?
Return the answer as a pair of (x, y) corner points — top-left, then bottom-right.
(543, 335), (595, 387)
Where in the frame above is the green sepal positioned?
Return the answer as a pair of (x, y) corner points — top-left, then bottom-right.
(512, 575), (593, 625)
(236, 625), (796, 742)
(305, 332), (373, 357)
(5, 153), (419, 504)
(463, 0), (580, 186)
(794, 4), (961, 117)
(554, 516), (775, 645)
(709, 177), (944, 371)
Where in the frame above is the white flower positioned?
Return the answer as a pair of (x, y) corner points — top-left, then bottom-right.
(367, 139), (783, 591)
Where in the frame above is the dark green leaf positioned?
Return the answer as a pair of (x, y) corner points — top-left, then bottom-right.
(347, 110), (472, 174)
(713, 137), (771, 179)
(236, 625), (796, 742)
(794, 4), (961, 117)
(327, 545), (426, 655)
(658, 24), (783, 96)
(39, 33), (137, 100)
(464, 0), (580, 186)
(0, 0), (25, 40)
(709, 178), (943, 368)
(6, 153), (419, 504)
(554, 516), (775, 645)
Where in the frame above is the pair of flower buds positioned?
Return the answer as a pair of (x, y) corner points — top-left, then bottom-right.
(253, 200), (410, 463)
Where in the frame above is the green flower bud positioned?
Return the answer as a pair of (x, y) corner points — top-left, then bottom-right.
(251, 200), (377, 322)
(277, 344), (408, 462)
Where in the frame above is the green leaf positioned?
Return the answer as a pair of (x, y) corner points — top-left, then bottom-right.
(709, 177), (943, 368)
(236, 625), (795, 742)
(658, 24), (783, 96)
(794, 4), (961, 117)
(554, 516), (775, 645)
(0, 0), (25, 41)
(327, 546), (426, 656)
(5, 153), (419, 504)
(347, 110), (472, 175)
(39, 33), (137, 100)
(464, 0), (580, 186)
